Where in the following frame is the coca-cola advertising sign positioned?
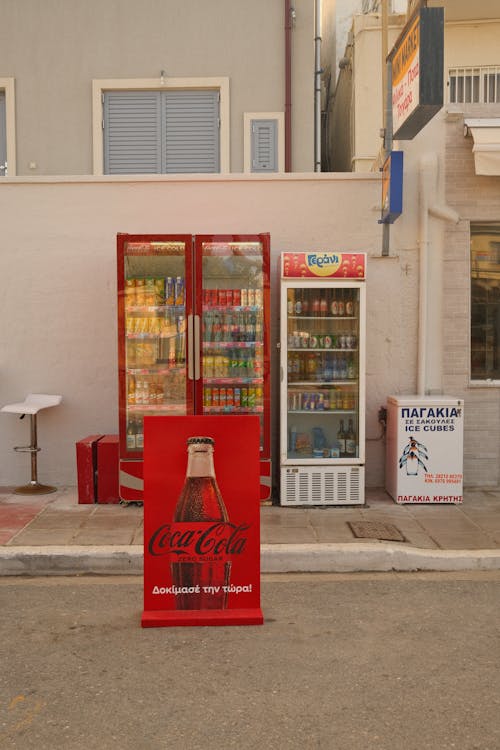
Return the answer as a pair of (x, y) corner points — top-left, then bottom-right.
(142, 415), (263, 627)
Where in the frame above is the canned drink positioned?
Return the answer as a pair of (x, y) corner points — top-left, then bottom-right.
(218, 289), (227, 306)
(240, 387), (248, 408)
(212, 388), (220, 407)
(165, 277), (175, 305)
(323, 335), (333, 349)
(300, 332), (309, 348)
(233, 289), (241, 306)
(175, 277), (184, 306)
(240, 288), (248, 307)
(247, 289), (255, 306)
(309, 335), (320, 349)
(226, 289), (233, 306)
(219, 388), (227, 407)
(247, 387), (256, 408)
(233, 387), (241, 407)
(226, 388), (234, 407)
(254, 289), (263, 306)
(203, 387), (211, 407)
(203, 355), (214, 378)
(255, 386), (263, 406)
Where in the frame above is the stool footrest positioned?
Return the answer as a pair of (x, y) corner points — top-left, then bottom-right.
(14, 446), (41, 453)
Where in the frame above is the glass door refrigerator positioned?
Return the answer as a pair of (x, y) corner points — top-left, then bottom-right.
(117, 233), (271, 503)
(279, 252), (366, 505)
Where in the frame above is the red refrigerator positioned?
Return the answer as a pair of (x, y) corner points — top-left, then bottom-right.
(117, 233), (271, 503)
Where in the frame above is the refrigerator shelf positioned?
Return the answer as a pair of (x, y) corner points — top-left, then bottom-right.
(288, 347), (357, 353)
(126, 305), (185, 313)
(126, 333), (183, 340)
(204, 406), (264, 414)
(288, 315), (356, 321)
(127, 404), (186, 413)
(202, 305), (262, 313)
(203, 341), (263, 349)
(204, 377), (263, 385)
(288, 409), (357, 415)
(288, 379), (358, 386)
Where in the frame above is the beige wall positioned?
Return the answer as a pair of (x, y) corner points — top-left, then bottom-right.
(0, 173), (426, 494)
(1, 0), (318, 175)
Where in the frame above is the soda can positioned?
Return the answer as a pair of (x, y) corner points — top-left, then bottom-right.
(203, 355), (214, 378)
(247, 387), (256, 408)
(255, 386), (263, 405)
(219, 388), (227, 407)
(233, 289), (241, 305)
(240, 288), (248, 307)
(175, 277), (184, 306)
(233, 387), (241, 407)
(323, 335), (333, 349)
(212, 388), (220, 407)
(203, 387), (211, 407)
(226, 388), (234, 407)
(218, 289), (227, 306)
(165, 277), (175, 305)
(309, 334), (320, 349)
(240, 387), (248, 408)
(247, 288), (255, 306)
(226, 289), (233, 306)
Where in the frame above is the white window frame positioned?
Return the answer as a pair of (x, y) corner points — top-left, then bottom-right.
(0, 78), (16, 176)
(243, 112), (284, 173)
(92, 77), (230, 175)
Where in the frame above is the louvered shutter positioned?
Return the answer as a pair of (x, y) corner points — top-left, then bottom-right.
(0, 91), (6, 176)
(104, 91), (162, 174)
(163, 90), (220, 173)
(251, 119), (278, 172)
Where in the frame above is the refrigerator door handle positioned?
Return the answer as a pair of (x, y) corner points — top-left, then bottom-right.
(187, 314), (194, 381)
(194, 315), (201, 380)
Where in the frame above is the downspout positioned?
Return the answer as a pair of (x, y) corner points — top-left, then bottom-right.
(285, 0), (293, 172)
(314, 0), (322, 171)
(417, 153), (460, 396)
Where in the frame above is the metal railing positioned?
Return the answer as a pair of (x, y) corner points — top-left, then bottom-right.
(448, 66), (500, 105)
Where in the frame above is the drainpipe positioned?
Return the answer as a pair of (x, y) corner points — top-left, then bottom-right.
(314, 0), (322, 171)
(417, 153), (460, 396)
(285, 0), (293, 172)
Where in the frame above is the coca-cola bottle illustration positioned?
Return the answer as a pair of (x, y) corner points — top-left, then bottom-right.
(171, 436), (231, 610)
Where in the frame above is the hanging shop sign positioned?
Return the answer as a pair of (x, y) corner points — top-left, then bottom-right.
(142, 415), (263, 628)
(281, 252), (366, 279)
(389, 7), (444, 140)
(380, 150), (403, 224)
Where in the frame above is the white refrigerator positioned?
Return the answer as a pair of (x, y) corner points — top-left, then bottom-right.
(279, 252), (366, 506)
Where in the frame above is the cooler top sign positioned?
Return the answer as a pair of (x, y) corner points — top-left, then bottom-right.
(281, 252), (366, 279)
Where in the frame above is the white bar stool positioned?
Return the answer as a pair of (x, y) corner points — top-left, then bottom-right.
(1, 394), (63, 494)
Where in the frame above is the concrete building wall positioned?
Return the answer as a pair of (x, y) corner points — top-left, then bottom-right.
(1, 0), (319, 175)
(0, 173), (425, 494)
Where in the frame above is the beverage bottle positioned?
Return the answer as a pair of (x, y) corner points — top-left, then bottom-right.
(331, 292), (338, 316)
(135, 418), (144, 450)
(337, 419), (347, 457)
(126, 418), (136, 450)
(301, 289), (309, 317)
(287, 289), (295, 315)
(312, 290), (320, 317)
(346, 418), (356, 457)
(338, 289), (345, 316)
(346, 290), (354, 316)
(171, 437), (231, 610)
(127, 375), (136, 405)
(294, 290), (302, 316)
(320, 292), (328, 317)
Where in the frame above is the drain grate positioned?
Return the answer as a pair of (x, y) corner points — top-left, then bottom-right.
(347, 521), (406, 542)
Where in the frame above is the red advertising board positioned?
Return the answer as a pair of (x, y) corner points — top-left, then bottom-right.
(142, 415), (264, 627)
(281, 252), (366, 279)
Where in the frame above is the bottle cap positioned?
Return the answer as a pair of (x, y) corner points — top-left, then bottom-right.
(187, 436), (214, 445)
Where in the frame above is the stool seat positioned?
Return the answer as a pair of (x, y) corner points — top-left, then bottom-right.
(1, 393), (62, 494)
(1, 393), (62, 415)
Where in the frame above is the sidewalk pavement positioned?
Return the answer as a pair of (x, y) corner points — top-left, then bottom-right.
(1, 486), (500, 576)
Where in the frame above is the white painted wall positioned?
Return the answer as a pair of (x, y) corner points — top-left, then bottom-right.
(0, 174), (420, 493)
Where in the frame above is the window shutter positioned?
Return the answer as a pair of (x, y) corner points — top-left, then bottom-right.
(163, 90), (220, 173)
(251, 119), (278, 172)
(0, 91), (6, 176)
(103, 91), (162, 174)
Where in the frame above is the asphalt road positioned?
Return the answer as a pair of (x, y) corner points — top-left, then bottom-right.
(1, 572), (499, 750)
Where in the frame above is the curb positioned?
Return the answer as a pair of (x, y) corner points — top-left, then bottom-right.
(1, 543), (500, 576)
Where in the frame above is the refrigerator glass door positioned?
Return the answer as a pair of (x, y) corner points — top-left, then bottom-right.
(119, 237), (193, 456)
(196, 236), (269, 454)
(285, 283), (362, 461)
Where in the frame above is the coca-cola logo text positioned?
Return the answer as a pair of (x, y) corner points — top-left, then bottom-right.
(148, 521), (251, 559)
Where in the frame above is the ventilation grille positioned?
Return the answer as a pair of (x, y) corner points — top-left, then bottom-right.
(281, 466), (364, 506)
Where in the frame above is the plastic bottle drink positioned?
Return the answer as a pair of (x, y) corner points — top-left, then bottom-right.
(171, 437), (231, 610)
(346, 418), (356, 457)
(337, 419), (347, 457)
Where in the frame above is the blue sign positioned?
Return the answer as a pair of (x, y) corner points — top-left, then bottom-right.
(380, 150), (403, 224)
